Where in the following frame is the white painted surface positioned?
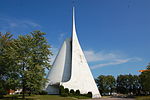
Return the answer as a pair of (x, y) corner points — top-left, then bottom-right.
(46, 38), (71, 85)
(46, 7), (101, 98)
(62, 7), (101, 98)
(45, 38), (72, 94)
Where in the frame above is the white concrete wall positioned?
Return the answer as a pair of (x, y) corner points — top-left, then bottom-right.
(61, 38), (72, 82)
(45, 38), (72, 94)
(62, 8), (101, 98)
(46, 7), (101, 98)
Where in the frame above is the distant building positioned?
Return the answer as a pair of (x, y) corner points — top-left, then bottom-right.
(45, 7), (101, 98)
(8, 89), (22, 95)
(8, 89), (15, 95)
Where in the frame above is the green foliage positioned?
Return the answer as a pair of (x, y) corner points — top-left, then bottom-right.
(70, 89), (75, 94)
(39, 90), (48, 95)
(140, 63), (150, 95)
(75, 90), (80, 95)
(61, 93), (68, 97)
(96, 75), (116, 95)
(59, 86), (91, 98)
(0, 32), (19, 95)
(0, 95), (75, 100)
(64, 88), (69, 94)
(11, 94), (19, 99)
(59, 86), (69, 97)
(96, 74), (142, 96)
(140, 72), (150, 93)
(0, 31), (52, 99)
(117, 74), (141, 95)
(146, 63), (150, 70)
(86, 92), (92, 98)
(59, 85), (65, 95)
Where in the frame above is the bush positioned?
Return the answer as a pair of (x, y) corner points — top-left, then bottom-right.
(70, 89), (75, 94)
(61, 93), (68, 97)
(59, 85), (65, 95)
(39, 90), (48, 95)
(64, 88), (69, 94)
(59, 85), (69, 97)
(75, 90), (80, 95)
(86, 92), (92, 98)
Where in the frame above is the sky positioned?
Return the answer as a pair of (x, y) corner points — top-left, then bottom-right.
(0, 0), (150, 78)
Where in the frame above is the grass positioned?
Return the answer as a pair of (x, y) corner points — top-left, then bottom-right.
(4, 94), (150, 100)
(32, 95), (76, 100)
(0, 95), (77, 100)
(136, 96), (150, 100)
(71, 95), (90, 99)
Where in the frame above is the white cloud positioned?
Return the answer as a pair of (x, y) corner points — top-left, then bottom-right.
(84, 50), (142, 69)
(0, 16), (41, 32)
(91, 58), (140, 69)
(84, 50), (119, 62)
(49, 48), (142, 69)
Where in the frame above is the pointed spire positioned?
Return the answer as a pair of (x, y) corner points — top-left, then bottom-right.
(72, 7), (76, 34)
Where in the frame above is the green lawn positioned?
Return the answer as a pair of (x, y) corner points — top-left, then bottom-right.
(0, 95), (77, 100)
(136, 96), (150, 100)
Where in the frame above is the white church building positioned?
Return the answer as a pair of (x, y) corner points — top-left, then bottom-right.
(45, 7), (101, 98)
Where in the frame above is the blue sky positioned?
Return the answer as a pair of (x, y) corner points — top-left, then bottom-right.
(0, 0), (150, 78)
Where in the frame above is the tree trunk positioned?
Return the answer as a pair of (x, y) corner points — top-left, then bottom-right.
(22, 62), (25, 99)
(22, 81), (25, 99)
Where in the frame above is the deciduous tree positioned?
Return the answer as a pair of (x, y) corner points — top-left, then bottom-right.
(140, 63), (150, 95)
(96, 75), (116, 95)
(5, 31), (52, 99)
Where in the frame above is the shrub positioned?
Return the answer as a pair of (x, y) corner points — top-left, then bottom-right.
(86, 92), (92, 98)
(59, 85), (69, 97)
(75, 90), (80, 95)
(39, 90), (48, 95)
(64, 88), (69, 94)
(59, 85), (65, 95)
(61, 93), (68, 97)
(70, 89), (75, 94)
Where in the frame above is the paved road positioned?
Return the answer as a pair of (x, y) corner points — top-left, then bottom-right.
(80, 98), (135, 100)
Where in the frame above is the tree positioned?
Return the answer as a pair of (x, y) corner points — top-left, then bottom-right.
(117, 74), (141, 95)
(132, 75), (141, 95)
(6, 31), (52, 99)
(0, 32), (20, 96)
(96, 75), (116, 95)
(140, 63), (150, 95)
(146, 63), (150, 69)
(117, 75), (130, 94)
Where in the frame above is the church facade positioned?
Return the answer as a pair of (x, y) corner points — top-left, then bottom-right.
(45, 7), (101, 98)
